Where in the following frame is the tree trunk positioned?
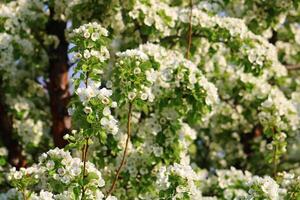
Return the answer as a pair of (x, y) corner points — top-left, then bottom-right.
(46, 9), (71, 148)
(0, 78), (27, 169)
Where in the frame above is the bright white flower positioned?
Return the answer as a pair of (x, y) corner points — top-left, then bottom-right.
(46, 160), (55, 169)
(134, 67), (141, 74)
(84, 106), (92, 114)
(91, 32), (99, 41)
(156, 166), (170, 189)
(103, 107), (111, 116)
(63, 134), (70, 140)
(145, 69), (157, 83)
(140, 92), (148, 101)
(111, 101), (117, 108)
(179, 123), (197, 140)
(106, 196), (118, 200)
(100, 117), (109, 126)
(117, 49), (149, 60)
(84, 31), (90, 38)
(13, 171), (22, 180)
(128, 92), (137, 100)
(74, 53), (82, 59)
(99, 88), (113, 98)
(83, 49), (91, 59)
(101, 97), (110, 105)
(248, 176), (280, 200)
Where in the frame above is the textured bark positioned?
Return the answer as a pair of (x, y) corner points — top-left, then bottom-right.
(0, 78), (27, 168)
(46, 9), (71, 148)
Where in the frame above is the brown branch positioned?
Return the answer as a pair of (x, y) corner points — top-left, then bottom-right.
(186, 0), (193, 59)
(272, 142), (278, 177)
(272, 127), (279, 177)
(81, 138), (89, 200)
(286, 64), (300, 70)
(106, 102), (133, 197)
(80, 71), (90, 200)
(46, 8), (71, 148)
(0, 78), (27, 169)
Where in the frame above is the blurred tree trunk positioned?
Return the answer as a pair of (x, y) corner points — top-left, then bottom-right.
(46, 8), (71, 148)
(0, 78), (27, 169)
(242, 124), (263, 157)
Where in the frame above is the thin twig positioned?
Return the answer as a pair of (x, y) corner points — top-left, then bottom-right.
(272, 143), (278, 177)
(81, 72), (90, 200)
(272, 128), (278, 178)
(286, 64), (300, 70)
(85, 71), (89, 87)
(81, 138), (89, 200)
(186, 0), (193, 59)
(106, 102), (133, 196)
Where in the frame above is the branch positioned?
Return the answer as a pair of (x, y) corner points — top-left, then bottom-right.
(81, 138), (89, 200)
(81, 71), (90, 200)
(46, 7), (71, 148)
(106, 102), (133, 196)
(272, 142), (278, 177)
(272, 127), (278, 177)
(286, 64), (300, 70)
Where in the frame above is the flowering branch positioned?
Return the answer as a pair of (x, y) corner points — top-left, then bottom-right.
(107, 102), (133, 196)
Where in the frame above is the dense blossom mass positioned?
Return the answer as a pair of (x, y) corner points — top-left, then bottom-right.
(0, 0), (300, 200)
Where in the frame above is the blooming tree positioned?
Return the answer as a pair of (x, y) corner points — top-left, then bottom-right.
(0, 0), (300, 199)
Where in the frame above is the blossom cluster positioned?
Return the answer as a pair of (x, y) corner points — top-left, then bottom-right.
(185, 35), (299, 171)
(69, 22), (110, 64)
(259, 88), (299, 132)
(136, 43), (219, 119)
(199, 0), (295, 34)
(72, 80), (119, 136)
(89, 43), (218, 199)
(114, 49), (155, 103)
(124, 1), (287, 75)
(68, 23), (119, 146)
(5, 148), (116, 200)
(128, 0), (178, 38)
